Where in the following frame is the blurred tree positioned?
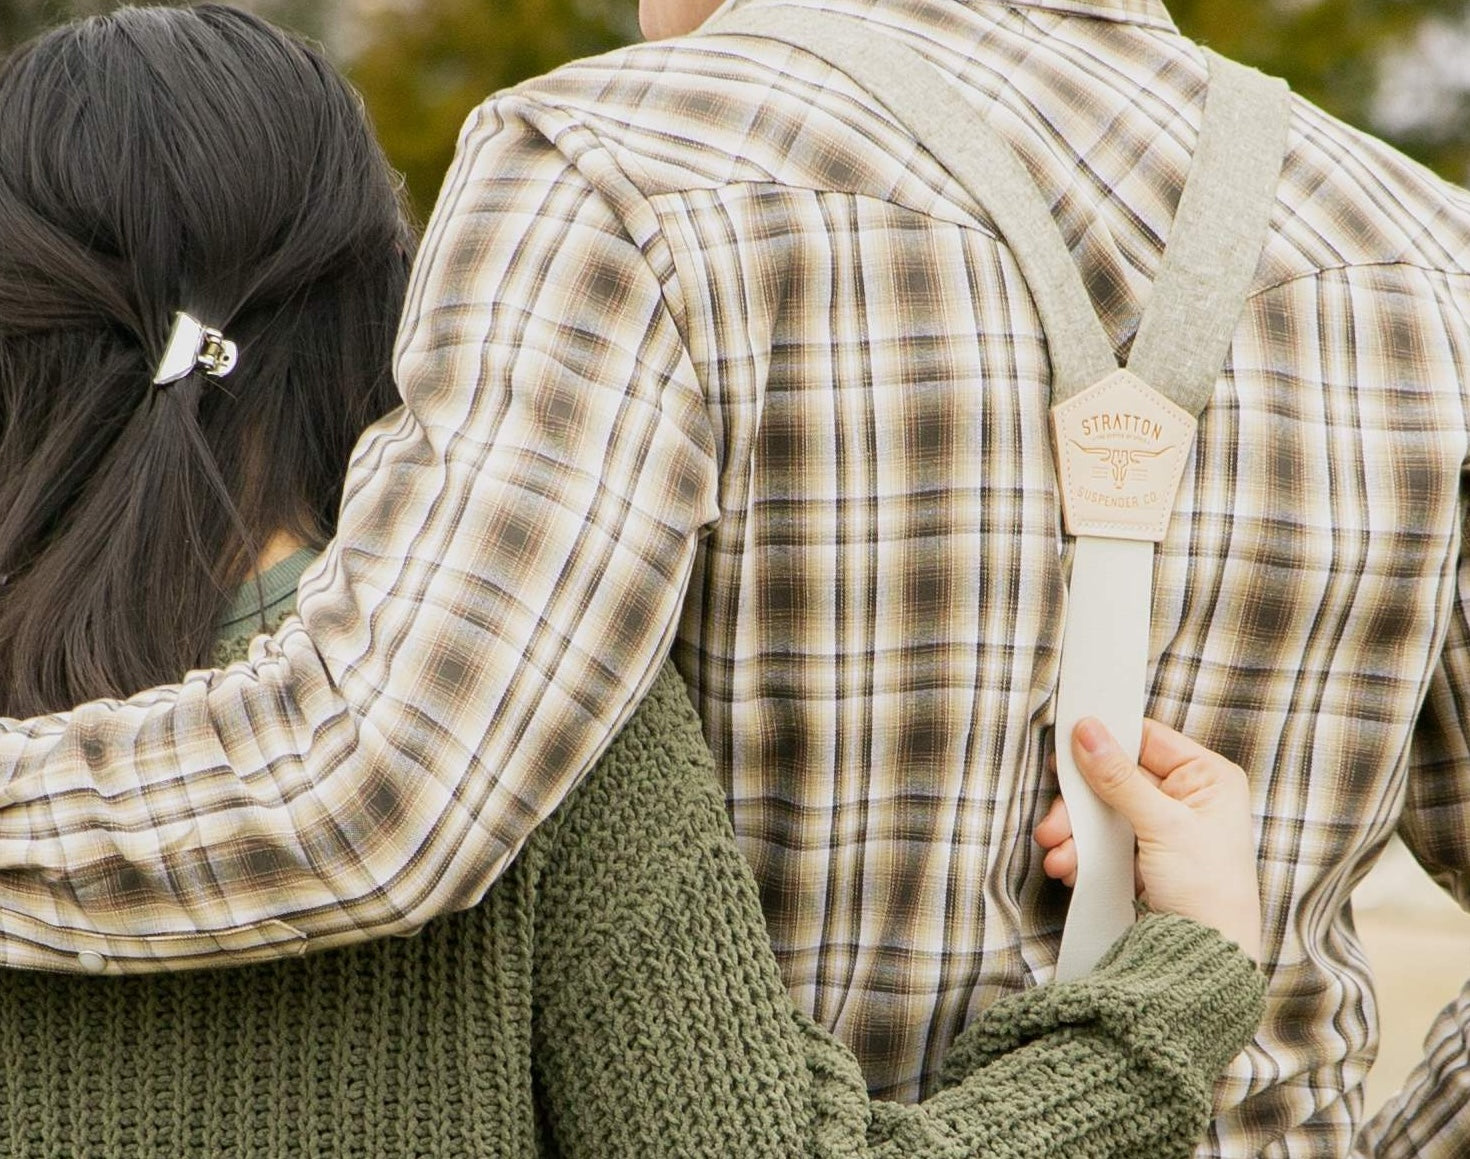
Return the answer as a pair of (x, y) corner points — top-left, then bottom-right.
(1, 0), (341, 56)
(344, 0), (1468, 216)
(1171, 0), (1470, 184)
(1, 0), (1466, 207)
(349, 0), (636, 217)
(1, 0), (111, 50)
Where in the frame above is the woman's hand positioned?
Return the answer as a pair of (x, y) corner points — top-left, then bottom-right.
(1035, 718), (1262, 962)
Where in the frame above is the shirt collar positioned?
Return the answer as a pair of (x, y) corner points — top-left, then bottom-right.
(715, 0), (1181, 40)
(992, 0), (1177, 32)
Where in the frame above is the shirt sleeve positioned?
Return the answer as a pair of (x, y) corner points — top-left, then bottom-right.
(0, 92), (720, 974)
(1355, 488), (1470, 1157)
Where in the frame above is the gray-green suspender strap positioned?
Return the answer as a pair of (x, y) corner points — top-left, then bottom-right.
(706, 6), (1290, 979)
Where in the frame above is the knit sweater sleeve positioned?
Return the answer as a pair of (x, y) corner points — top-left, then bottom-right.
(798, 913), (1266, 1158)
(518, 663), (1264, 1159)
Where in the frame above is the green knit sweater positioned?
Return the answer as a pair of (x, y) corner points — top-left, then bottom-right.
(0, 557), (1265, 1157)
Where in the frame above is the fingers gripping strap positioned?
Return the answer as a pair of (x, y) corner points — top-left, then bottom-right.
(704, 7), (1288, 979)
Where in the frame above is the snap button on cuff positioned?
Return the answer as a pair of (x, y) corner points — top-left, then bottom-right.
(77, 950), (107, 974)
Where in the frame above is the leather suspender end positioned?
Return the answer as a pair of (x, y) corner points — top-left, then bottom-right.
(1051, 369), (1198, 543)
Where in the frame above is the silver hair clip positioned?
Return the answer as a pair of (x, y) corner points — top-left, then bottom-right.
(152, 312), (238, 386)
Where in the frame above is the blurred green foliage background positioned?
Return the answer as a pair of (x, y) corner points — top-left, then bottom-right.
(2, 0), (1468, 218)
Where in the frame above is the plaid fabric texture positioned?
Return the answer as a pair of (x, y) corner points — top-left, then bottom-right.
(1, 0), (1469, 1153)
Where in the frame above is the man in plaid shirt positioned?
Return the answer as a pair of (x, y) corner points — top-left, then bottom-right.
(1, 0), (1468, 1152)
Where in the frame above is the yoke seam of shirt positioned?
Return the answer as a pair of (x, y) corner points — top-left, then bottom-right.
(1250, 261), (1470, 302)
(645, 183), (1006, 246)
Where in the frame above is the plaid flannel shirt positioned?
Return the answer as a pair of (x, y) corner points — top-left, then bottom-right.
(2, 0), (1469, 1152)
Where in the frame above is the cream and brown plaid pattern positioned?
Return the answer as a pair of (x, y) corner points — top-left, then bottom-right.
(1, 0), (1469, 1152)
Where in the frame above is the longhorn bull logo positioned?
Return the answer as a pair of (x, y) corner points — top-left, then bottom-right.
(1067, 440), (1171, 490)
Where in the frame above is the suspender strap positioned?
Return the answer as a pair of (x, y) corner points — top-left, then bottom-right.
(705, 6), (1289, 979)
(711, 7), (1117, 399)
(1127, 58), (1290, 411)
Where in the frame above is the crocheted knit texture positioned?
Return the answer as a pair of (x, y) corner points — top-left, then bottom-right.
(0, 631), (1264, 1156)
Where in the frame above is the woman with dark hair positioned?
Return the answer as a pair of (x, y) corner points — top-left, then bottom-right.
(0, 2), (411, 714)
(0, 6), (1264, 1157)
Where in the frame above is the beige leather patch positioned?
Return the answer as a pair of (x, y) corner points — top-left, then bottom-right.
(1051, 369), (1197, 542)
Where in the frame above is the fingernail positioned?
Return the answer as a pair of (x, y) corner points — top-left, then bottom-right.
(1074, 717), (1113, 755)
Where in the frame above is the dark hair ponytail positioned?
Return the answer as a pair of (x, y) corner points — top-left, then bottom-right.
(0, 4), (414, 716)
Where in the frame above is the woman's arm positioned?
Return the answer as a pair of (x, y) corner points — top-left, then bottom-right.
(799, 914), (1263, 1157)
(812, 719), (1266, 1157)
(524, 667), (1262, 1157)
